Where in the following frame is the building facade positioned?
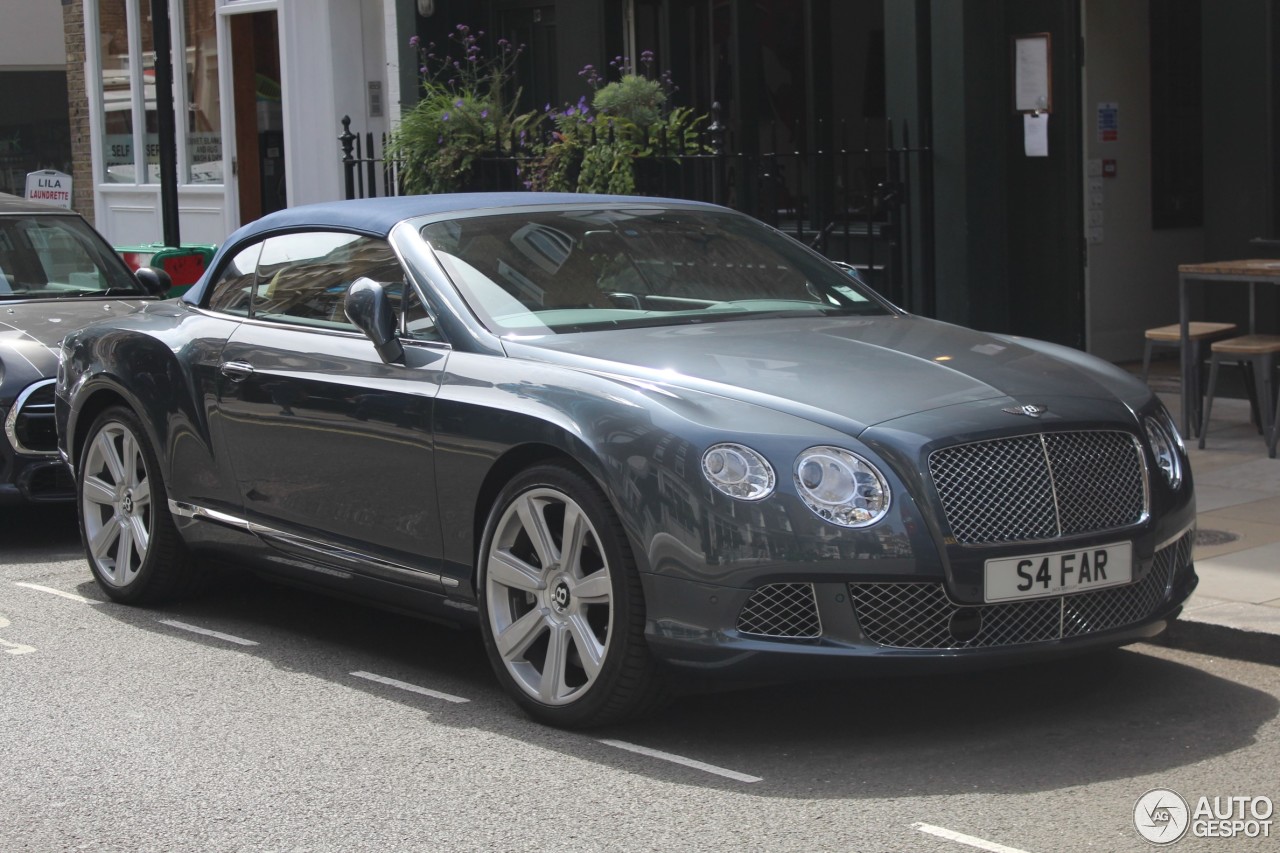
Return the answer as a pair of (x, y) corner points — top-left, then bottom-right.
(66, 0), (1280, 362)
(68, 0), (404, 246)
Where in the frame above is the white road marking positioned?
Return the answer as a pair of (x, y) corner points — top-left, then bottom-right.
(0, 637), (37, 655)
(350, 670), (470, 704)
(158, 619), (259, 646)
(14, 582), (93, 604)
(599, 739), (762, 784)
(913, 823), (1033, 853)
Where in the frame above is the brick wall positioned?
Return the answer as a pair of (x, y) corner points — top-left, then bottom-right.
(63, 1), (94, 223)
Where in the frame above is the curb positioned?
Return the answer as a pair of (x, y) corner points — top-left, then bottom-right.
(1152, 618), (1280, 668)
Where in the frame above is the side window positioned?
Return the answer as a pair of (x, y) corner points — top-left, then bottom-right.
(253, 232), (405, 331)
(206, 243), (262, 316)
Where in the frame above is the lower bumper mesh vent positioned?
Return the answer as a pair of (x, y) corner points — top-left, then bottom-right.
(737, 583), (822, 639)
(848, 531), (1193, 649)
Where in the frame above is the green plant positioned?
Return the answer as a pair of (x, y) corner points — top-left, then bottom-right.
(387, 25), (538, 194)
(524, 50), (709, 195)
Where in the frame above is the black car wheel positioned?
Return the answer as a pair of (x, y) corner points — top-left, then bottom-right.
(78, 406), (203, 603)
(477, 463), (666, 728)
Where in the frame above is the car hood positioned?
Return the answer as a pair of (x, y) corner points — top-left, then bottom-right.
(1, 298), (151, 348)
(503, 314), (1151, 431)
(1, 298), (151, 382)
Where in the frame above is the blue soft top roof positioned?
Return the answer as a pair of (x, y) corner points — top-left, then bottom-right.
(228, 192), (721, 243)
(185, 192), (724, 304)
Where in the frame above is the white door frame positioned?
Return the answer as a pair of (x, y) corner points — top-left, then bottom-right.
(216, 0), (286, 231)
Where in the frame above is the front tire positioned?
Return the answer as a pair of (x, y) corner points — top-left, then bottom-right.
(477, 463), (666, 728)
(77, 406), (203, 604)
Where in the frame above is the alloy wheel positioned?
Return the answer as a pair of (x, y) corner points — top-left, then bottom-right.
(485, 487), (614, 706)
(81, 421), (152, 587)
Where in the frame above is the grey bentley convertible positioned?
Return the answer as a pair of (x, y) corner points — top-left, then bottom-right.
(56, 193), (1196, 727)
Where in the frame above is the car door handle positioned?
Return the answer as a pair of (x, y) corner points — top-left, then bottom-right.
(219, 361), (255, 381)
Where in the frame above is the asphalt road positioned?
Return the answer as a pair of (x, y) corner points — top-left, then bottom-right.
(2, 506), (1277, 853)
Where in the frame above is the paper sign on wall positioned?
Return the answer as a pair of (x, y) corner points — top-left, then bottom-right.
(1024, 114), (1049, 157)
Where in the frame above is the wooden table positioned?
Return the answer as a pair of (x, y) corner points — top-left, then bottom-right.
(1177, 259), (1280, 442)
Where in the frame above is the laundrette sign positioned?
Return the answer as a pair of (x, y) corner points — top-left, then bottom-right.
(25, 170), (72, 208)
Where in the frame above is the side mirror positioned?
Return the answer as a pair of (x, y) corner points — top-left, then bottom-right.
(134, 266), (172, 297)
(344, 277), (404, 364)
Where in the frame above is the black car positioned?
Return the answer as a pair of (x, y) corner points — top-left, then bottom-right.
(56, 194), (1197, 727)
(0, 194), (164, 504)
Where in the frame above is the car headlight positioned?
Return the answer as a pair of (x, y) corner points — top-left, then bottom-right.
(1143, 415), (1183, 490)
(701, 443), (775, 500)
(794, 446), (891, 527)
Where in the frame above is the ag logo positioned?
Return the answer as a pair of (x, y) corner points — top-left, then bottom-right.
(1134, 788), (1190, 844)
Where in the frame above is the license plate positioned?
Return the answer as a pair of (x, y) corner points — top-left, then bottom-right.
(984, 542), (1132, 603)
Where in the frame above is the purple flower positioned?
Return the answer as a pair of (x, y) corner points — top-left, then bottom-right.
(480, 109), (489, 119)
(419, 65), (427, 74)
(409, 35), (420, 47)
(454, 99), (463, 107)
(564, 106), (576, 116)
(442, 112), (450, 122)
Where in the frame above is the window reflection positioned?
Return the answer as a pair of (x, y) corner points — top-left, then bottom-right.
(183, 0), (221, 183)
(96, 0), (223, 187)
(98, 0), (135, 184)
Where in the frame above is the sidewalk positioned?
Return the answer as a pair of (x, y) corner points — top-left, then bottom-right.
(1153, 381), (1280, 666)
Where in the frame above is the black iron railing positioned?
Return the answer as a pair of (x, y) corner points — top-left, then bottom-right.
(339, 107), (933, 313)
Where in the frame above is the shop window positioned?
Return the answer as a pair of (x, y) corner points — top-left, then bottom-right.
(182, 0), (222, 183)
(97, 0), (136, 183)
(94, 0), (222, 187)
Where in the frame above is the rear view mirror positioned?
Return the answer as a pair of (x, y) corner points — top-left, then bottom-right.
(134, 266), (172, 297)
(345, 277), (404, 364)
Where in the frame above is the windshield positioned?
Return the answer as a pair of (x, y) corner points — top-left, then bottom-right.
(417, 207), (891, 335)
(0, 214), (143, 300)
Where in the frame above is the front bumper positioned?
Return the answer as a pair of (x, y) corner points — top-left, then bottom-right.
(641, 529), (1197, 679)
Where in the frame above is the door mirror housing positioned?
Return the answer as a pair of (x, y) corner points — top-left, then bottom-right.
(345, 277), (405, 364)
(134, 266), (172, 297)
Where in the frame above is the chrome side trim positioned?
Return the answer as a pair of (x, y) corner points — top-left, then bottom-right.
(5, 378), (59, 456)
(166, 499), (458, 588)
(168, 499), (253, 531)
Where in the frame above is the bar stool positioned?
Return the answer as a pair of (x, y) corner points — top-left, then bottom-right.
(1198, 334), (1280, 452)
(1142, 322), (1238, 437)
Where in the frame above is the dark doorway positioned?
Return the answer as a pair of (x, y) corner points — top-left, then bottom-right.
(230, 11), (285, 224)
(1004, 0), (1084, 347)
(498, 4), (557, 114)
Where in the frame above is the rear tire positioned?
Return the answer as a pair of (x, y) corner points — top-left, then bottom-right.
(477, 463), (667, 728)
(77, 406), (204, 604)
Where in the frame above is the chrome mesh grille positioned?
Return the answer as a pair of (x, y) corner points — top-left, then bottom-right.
(928, 431), (1146, 545)
(737, 583), (822, 639)
(848, 531), (1191, 649)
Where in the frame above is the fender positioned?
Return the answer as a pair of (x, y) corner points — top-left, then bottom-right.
(59, 304), (243, 515)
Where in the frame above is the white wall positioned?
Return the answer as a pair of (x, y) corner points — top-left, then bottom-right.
(0, 0), (66, 68)
(279, 0), (388, 208)
(1082, 0), (1205, 361)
